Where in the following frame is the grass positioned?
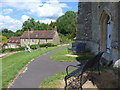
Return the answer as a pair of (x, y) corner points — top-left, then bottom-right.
(50, 48), (76, 62)
(2, 46), (62, 88)
(50, 48), (94, 62)
(40, 71), (72, 88)
(40, 68), (106, 88)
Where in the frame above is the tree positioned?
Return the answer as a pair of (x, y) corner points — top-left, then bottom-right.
(49, 21), (56, 28)
(22, 18), (36, 31)
(14, 29), (24, 36)
(2, 28), (9, 33)
(22, 18), (53, 31)
(39, 23), (52, 30)
(56, 11), (76, 39)
(0, 35), (8, 43)
(2, 29), (15, 39)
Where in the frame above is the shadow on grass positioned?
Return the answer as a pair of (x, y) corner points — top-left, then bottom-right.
(75, 53), (94, 66)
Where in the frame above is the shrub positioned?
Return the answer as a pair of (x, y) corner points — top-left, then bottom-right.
(59, 33), (72, 44)
(18, 47), (26, 50)
(1, 47), (26, 53)
(46, 43), (57, 47)
(30, 45), (39, 50)
(1, 43), (56, 53)
(39, 43), (56, 47)
(1, 48), (14, 53)
(39, 43), (46, 47)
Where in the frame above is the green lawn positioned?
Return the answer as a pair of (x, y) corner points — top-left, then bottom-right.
(50, 48), (94, 62)
(2, 46), (61, 88)
(40, 71), (69, 88)
(40, 68), (106, 88)
(50, 48), (76, 62)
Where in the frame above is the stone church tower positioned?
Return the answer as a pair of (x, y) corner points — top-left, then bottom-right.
(76, 2), (120, 62)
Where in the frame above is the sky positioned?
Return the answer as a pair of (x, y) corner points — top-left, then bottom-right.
(0, 0), (78, 32)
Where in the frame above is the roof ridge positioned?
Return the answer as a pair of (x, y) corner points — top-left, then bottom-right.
(21, 30), (55, 39)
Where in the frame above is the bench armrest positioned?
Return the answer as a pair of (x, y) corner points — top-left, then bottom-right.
(66, 65), (80, 75)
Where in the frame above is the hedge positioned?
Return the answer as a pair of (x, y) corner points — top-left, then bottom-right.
(1, 47), (26, 53)
(1, 43), (57, 53)
(30, 45), (39, 50)
(39, 43), (57, 47)
(30, 43), (56, 49)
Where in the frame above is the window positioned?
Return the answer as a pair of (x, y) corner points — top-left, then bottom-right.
(100, 11), (111, 53)
(32, 39), (34, 42)
(24, 39), (26, 42)
(106, 18), (111, 53)
(38, 39), (40, 44)
(46, 39), (47, 43)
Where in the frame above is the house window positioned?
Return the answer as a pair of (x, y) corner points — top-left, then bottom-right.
(32, 39), (34, 42)
(46, 39), (47, 43)
(24, 39), (26, 42)
(38, 39), (40, 44)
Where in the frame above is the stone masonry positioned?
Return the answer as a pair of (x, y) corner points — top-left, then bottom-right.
(76, 2), (120, 62)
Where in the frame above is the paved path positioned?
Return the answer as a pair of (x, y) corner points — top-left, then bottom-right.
(11, 47), (79, 88)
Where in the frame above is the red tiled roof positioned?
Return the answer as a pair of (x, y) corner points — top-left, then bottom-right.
(21, 30), (55, 39)
(8, 37), (20, 43)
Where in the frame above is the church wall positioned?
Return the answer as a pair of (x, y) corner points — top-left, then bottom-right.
(77, 2), (120, 62)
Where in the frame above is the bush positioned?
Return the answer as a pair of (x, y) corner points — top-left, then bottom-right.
(30, 45), (39, 50)
(46, 43), (57, 47)
(1, 43), (56, 53)
(59, 33), (72, 44)
(39, 43), (56, 47)
(1, 47), (26, 53)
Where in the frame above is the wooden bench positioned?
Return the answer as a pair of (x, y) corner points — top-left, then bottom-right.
(64, 52), (104, 89)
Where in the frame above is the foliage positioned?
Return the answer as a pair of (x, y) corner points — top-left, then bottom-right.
(14, 29), (24, 36)
(56, 11), (76, 39)
(1, 11), (77, 41)
(1, 47), (26, 53)
(22, 18), (36, 31)
(0, 35), (8, 43)
(2, 29), (15, 39)
(30, 45), (39, 50)
(59, 33), (72, 44)
(39, 23), (53, 30)
(1, 43), (57, 53)
(39, 43), (57, 47)
(1, 19), (55, 39)
(49, 21), (57, 28)
(22, 18), (53, 31)
(2, 46), (62, 88)
(29, 43), (57, 50)
(1, 28), (25, 38)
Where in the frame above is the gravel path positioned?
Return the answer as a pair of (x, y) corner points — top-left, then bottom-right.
(10, 47), (79, 88)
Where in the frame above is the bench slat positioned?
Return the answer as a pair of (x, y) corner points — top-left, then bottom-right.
(68, 67), (83, 77)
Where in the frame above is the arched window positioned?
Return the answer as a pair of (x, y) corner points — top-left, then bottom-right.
(106, 17), (111, 53)
(100, 10), (111, 53)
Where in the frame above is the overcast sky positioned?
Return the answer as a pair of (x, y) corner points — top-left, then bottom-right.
(0, 0), (78, 32)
